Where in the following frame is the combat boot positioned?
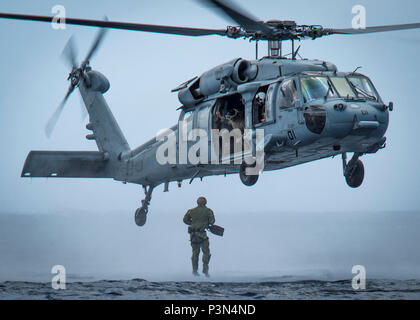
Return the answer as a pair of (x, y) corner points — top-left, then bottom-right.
(203, 264), (210, 277)
(192, 256), (199, 276)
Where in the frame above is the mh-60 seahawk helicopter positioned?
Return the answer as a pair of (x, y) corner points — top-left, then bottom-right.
(1, 0), (419, 226)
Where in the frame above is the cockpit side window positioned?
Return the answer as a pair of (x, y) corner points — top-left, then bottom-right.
(279, 79), (298, 109)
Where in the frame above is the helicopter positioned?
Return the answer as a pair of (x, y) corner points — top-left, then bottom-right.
(1, 0), (419, 227)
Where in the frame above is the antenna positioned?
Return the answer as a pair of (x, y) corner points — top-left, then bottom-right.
(293, 44), (301, 60)
(255, 40), (259, 59)
(352, 66), (362, 74)
(291, 40), (295, 59)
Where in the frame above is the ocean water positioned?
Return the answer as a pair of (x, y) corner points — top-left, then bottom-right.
(1, 278), (420, 300)
(1, 211), (419, 300)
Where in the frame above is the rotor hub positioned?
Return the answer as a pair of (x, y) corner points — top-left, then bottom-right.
(266, 20), (297, 29)
(70, 71), (80, 87)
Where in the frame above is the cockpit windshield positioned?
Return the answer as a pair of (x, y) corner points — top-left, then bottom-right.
(330, 77), (356, 99)
(347, 76), (379, 101)
(300, 75), (379, 103)
(300, 76), (335, 103)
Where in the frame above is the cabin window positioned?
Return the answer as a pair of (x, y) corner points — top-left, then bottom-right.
(300, 76), (335, 103)
(182, 111), (193, 126)
(197, 106), (210, 131)
(180, 110), (193, 141)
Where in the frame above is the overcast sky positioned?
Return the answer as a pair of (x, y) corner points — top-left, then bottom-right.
(0, 0), (419, 281)
(1, 0), (420, 215)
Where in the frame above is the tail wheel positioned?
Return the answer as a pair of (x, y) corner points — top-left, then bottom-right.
(345, 159), (365, 188)
(135, 207), (148, 226)
(239, 162), (259, 186)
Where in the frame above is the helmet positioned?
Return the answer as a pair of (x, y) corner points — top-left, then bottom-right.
(256, 92), (266, 104)
(225, 108), (238, 120)
(197, 197), (207, 206)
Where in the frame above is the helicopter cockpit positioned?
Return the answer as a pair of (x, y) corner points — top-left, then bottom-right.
(299, 73), (382, 135)
(300, 74), (380, 103)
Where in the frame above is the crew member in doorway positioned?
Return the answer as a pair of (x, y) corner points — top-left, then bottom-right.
(255, 92), (266, 123)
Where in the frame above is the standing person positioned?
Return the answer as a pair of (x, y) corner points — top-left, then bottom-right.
(183, 197), (215, 277)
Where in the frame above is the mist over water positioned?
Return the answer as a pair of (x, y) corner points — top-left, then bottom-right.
(1, 210), (419, 283)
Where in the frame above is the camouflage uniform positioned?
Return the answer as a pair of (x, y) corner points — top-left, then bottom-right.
(183, 203), (215, 275)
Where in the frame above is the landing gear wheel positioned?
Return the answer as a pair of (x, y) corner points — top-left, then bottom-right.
(134, 185), (154, 227)
(345, 159), (364, 188)
(239, 162), (259, 186)
(135, 207), (148, 227)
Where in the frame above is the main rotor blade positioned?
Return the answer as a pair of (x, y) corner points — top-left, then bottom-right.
(82, 19), (108, 67)
(201, 0), (272, 34)
(61, 35), (78, 69)
(45, 85), (75, 137)
(0, 12), (227, 37)
(327, 22), (420, 35)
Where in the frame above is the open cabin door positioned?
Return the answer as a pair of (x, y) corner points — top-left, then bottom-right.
(210, 94), (246, 164)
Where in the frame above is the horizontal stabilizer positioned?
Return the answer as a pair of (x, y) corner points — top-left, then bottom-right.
(21, 151), (113, 178)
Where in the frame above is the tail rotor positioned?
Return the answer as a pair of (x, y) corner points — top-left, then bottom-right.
(45, 21), (108, 137)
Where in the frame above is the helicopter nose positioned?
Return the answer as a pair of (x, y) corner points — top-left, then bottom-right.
(325, 104), (357, 138)
(325, 102), (389, 139)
